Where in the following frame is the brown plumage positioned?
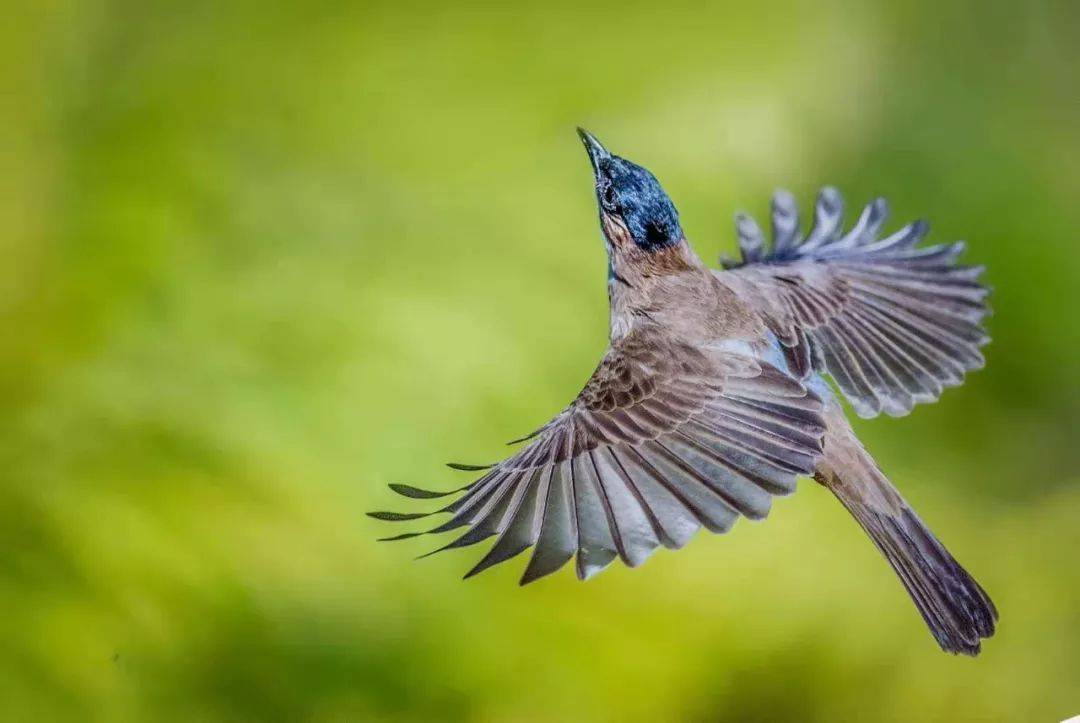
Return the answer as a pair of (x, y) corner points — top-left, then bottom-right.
(371, 130), (997, 655)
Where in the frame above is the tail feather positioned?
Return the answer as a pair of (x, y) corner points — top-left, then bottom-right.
(815, 401), (997, 655)
(830, 489), (998, 655)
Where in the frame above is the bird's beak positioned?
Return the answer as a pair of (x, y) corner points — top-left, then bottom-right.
(577, 127), (611, 175)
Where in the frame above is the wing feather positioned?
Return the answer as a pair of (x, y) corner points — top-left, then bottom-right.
(721, 189), (989, 418)
(519, 461), (576, 584)
(463, 468), (544, 578)
(374, 326), (826, 582)
(610, 447), (701, 548)
(570, 451), (620, 580)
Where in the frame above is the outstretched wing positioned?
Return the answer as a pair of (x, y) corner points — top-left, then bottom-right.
(718, 188), (990, 418)
(371, 326), (825, 584)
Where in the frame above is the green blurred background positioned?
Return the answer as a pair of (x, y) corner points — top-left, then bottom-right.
(4, 1), (1079, 720)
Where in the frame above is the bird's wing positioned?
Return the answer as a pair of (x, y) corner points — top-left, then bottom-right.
(717, 188), (989, 418)
(371, 326), (825, 584)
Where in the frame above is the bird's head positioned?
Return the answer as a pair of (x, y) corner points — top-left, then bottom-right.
(578, 128), (686, 265)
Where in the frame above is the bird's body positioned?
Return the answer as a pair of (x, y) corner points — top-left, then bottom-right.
(373, 130), (997, 655)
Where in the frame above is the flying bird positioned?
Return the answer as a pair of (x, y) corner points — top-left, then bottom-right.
(372, 129), (997, 655)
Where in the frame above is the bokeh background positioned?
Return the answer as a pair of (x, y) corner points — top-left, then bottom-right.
(4, 1), (1079, 720)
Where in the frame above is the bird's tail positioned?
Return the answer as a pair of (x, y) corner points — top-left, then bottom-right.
(815, 414), (997, 655)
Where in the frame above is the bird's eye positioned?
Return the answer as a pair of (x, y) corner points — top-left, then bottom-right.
(600, 183), (618, 212)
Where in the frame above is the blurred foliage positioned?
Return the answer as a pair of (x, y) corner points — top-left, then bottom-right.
(3, 0), (1079, 720)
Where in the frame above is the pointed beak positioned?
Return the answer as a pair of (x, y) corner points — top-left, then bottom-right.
(577, 127), (610, 175)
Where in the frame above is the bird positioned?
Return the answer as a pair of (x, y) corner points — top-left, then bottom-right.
(371, 128), (998, 656)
